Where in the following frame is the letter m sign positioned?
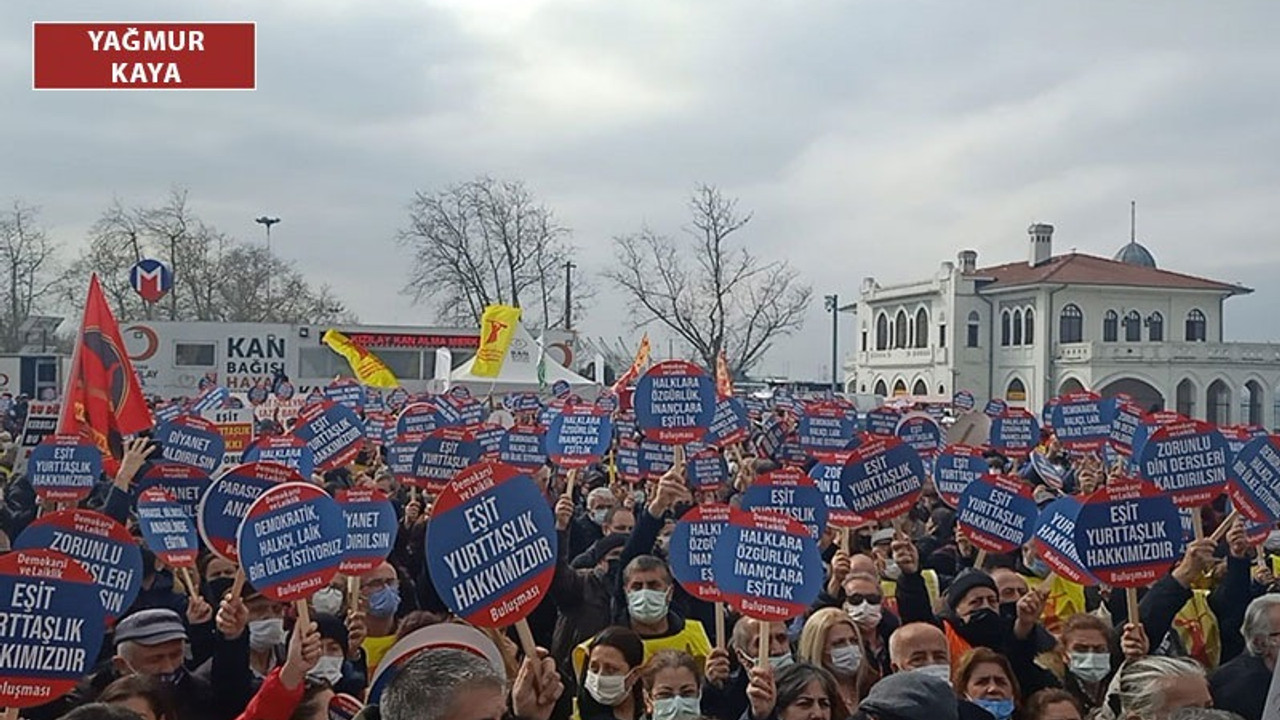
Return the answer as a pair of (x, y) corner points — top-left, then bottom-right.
(130, 259), (173, 304)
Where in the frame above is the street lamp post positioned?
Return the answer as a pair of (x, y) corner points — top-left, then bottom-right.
(255, 216), (281, 317)
(824, 294), (839, 393)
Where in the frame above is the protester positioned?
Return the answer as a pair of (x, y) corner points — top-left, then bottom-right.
(1111, 656), (1212, 720)
(954, 649), (1019, 720)
(578, 627), (647, 720)
(642, 650), (704, 720)
(797, 608), (871, 711)
(1021, 691), (1082, 720)
(1209, 594), (1280, 720)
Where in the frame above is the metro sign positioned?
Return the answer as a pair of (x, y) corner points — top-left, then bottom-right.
(130, 259), (173, 303)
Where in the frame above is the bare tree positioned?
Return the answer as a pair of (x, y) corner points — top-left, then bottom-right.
(604, 184), (812, 376)
(0, 202), (66, 352)
(398, 177), (590, 329)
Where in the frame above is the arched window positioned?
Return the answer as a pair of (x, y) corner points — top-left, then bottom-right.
(892, 379), (908, 396)
(1125, 310), (1142, 342)
(1060, 304), (1084, 344)
(1006, 378), (1027, 402)
(1247, 380), (1265, 427)
(1103, 310), (1118, 343)
(914, 308), (929, 349)
(937, 384), (946, 395)
(1176, 379), (1196, 418)
(1148, 312), (1164, 342)
(894, 310), (909, 349)
(1012, 309), (1023, 346)
(873, 379), (888, 397)
(1024, 309), (1035, 346)
(1001, 310), (1011, 347)
(875, 313), (888, 350)
(912, 379), (928, 396)
(1207, 379), (1231, 425)
(966, 311), (980, 348)
(1186, 309), (1207, 342)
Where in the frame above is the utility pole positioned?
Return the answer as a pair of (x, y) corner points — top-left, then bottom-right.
(255, 216), (281, 319)
(564, 261), (576, 330)
(824, 294), (839, 393)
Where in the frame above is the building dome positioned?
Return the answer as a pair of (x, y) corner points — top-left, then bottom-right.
(1114, 241), (1157, 268)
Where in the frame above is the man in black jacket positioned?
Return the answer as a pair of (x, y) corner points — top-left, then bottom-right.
(1210, 593), (1280, 720)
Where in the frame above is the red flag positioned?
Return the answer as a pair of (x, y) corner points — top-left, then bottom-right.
(610, 333), (652, 397)
(58, 274), (153, 474)
(715, 351), (734, 400)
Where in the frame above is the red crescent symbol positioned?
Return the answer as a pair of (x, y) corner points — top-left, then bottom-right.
(0, 374), (9, 388)
(125, 325), (159, 361)
(549, 342), (573, 367)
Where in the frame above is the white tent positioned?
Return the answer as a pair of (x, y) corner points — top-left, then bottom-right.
(449, 320), (602, 398)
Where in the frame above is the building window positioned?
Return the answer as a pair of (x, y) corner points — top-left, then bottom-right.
(861, 330), (868, 352)
(1001, 310), (1011, 347)
(939, 324), (947, 348)
(967, 311), (980, 348)
(1012, 309), (1023, 346)
(1186, 309), (1207, 342)
(892, 378), (908, 396)
(894, 310), (909, 349)
(1125, 310), (1142, 342)
(938, 384), (946, 395)
(912, 379), (928, 396)
(1207, 379), (1231, 425)
(1103, 310), (1118, 343)
(1006, 377), (1027, 402)
(1059, 304), (1084, 343)
(1247, 381), (1265, 427)
(175, 342), (216, 367)
(875, 313), (888, 350)
(1024, 309), (1034, 346)
(914, 308), (929, 349)
(874, 379), (888, 396)
(1176, 379), (1196, 418)
(1148, 312), (1164, 342)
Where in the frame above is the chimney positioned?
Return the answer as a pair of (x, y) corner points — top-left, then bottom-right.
(1028, 223), (1053, 267)
(958, 250), (978, 274)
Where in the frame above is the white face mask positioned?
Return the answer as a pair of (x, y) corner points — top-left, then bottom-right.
(1068, 651), (1111, 683)
(913, 663), (952, 687)
(248, 618), (286, 652)
(882, 561), (902, 580)
(312, 587), (344, 616)
(585, 671), (630, 706)
(307, 654), (344, 686)
(830, 644), (862, 675)
(652, 695), (701, 720)
(627, 589), (669, 623)
(845, 600), (883, 627)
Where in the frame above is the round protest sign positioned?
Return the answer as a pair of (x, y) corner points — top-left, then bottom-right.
(505, 393), (543, 413)
(1107, 398), (1145, 456)
(1028, 451), (1067, 491)
(595, 392), (619, 414)
(983, 399), (1008, 417)
(237, 482), (347, 602)
(1050, 393), (1112, 453)
(713, 508), (823, 622)
(686, 449), (729, 493)
(933, 445), (988, 507)
(798, 403), (858, 454)
(499, 425), (548, 471)
(330, 694), (364, 720)
(198, 462), (299, 563)
(956, 474), (1039, 554)
(838, 435), (924, 521)
(289, 400), (366, 472)
(755, 416), (788, 460)
(895, 413), (942, 461)
(705, 397), (750, 449)
(137, 487), (199, 568)
(367, 624), (506, 706)
(155, 414), (226, 474)
(248, 383), (270, 406)
(413, 426), (483, 492)
(639, 439), (678, 478)
(386, 434), (428, 485)
(137, 462), (210, 521)
(443, 394), (485, 426)
(15, 509), (142, 620)
(0, 549), (107, 707)
(1032, 497), (1097, 586)
(947, 412), (992, 447)
(275, 380), (295, 400)
(1137, 419), (1228, 507)
(386, 387), (410, 412)
(808, 454), (865, 528)
(336, 488), (397, 576)
(547, 406), (613, 468)
(1041, 396), (1060, 430)
(1130, 411), (1187, 467)
(669, 503), (730, 602)
(28, 434), (103, 503)
(953, 390), (976, 413)
(615, 440), (642, 482)
(474, 424), (506, 459)
(741, 467), (829, 539)
(1227, 435), (1280, 525)
(324, 379), (366, 412)
(634, 360), (716, 444)
(242, 435), (315, 478)
(1073, 478), (1182, 588)
(865, 407), (900, 437)
(425, 461), (557, 627)
(364, 411), (395, 446)
(989, 408), (1039, 457)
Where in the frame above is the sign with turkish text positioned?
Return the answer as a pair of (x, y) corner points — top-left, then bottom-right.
(412, 427), (483, 492)
(137, 487), (198, 567)
(238, 482), (347, 601)
(713, 508), (823, 622)
(546, 406), (613, 468)
(28, 435), (103, 503)
(933, 445), (987, 507)
(1137, 419), (1228, 507)
(242, 434), (315, 478)
(1073, 478), (1182, 588)
(290, 400), (366, 472)
(14, 510), (142, 620)
(989, 408), (1039, 457)
(1227, 435), (1280, 525)
(156, 414), (225, 474)
(634, 360), (716, 444)
(33, 23), (256, 90)
(337, 488), (398, 576)
(1050, 393), (1111, 452)
(1031, 496), (1097, 586)
(956, 473), (1039, 554)
(197, 461), (298, 563)
(669, 503), (730, 602)
(838, 435), (924, 521)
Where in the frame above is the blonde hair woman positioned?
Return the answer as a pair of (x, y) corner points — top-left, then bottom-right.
(798, 608), (870, 716)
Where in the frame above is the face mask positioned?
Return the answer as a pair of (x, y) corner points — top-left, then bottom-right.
(591, 508), (610, 526)
(1027, 557), (1051, 579)
(830, 644), (862, 675)
(203, 576), (235, 607)
(368, 585), (401, 618)
(652, 695), (701, 720)
(1068, 651), (1112, 683)
(957, 607), (1008, 650)
(970, 698), (1015, 720)
(913, 663), (952, 687)
(739, 651), (794, 671)
(312, 587), (344, 616)
(882, 561), (902, 580)
(627, 589), (669, 623)
(248, 618), (286, 652)
(845, 601), (882, 627)
(153, 666), (187, 687)
(631, 490), (646, 506)
(308, 655), (344, 686)
(585, 670), (630, 706)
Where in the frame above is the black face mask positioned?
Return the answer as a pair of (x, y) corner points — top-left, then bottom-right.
(204, 576), (235, 606)
(999, 601), (1019, 621)
(955, 607), (1010, 650)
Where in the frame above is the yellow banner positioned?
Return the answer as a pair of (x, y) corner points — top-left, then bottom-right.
(472, 304), (522, 378)
(321, 330), (400, 388)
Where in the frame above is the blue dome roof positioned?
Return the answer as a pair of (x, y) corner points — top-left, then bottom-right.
(1114, 241), (1157, 268)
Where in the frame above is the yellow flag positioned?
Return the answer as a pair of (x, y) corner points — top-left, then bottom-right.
(321, 330), (400, 388)
(472, 304), (522, 378)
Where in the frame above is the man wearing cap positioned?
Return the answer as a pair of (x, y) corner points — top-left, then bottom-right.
(110, 609), (222, 720)
(550, 491), (628, 663)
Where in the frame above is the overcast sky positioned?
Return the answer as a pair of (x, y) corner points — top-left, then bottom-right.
(6, 0), (1280, 380)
